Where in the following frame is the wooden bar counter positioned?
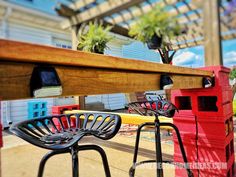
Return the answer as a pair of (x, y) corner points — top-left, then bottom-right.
(0, 39), (213, 100)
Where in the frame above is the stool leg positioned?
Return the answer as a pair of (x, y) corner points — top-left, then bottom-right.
(129, 122), (155, 177)
(78, 144), (111, 177)
(71, 146), (79, 177)
(38, 150), (70, 177)
(154, 120), (163, 177)
(160, 123), (193, 177)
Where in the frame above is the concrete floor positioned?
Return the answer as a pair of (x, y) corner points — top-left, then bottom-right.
(1, 128), (175, 177)
(2, 120), (236, 177)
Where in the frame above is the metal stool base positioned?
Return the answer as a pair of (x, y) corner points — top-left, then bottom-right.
(129, 118), (194, 177)
(37, 144), (111, 177)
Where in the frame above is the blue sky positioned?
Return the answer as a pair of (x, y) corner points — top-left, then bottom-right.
(172, 39), (236, 68)
(123, 39), (236, 68)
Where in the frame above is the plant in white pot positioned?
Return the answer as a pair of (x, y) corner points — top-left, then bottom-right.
(77, 22), (113, 54)
(129, 6), (183, 49)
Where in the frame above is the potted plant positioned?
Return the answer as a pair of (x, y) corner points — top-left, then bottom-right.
(77, 22), (113, 54)
(129, 6), (183, 49)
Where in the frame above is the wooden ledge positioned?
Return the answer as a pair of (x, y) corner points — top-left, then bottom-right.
(0, 39), (213, 100)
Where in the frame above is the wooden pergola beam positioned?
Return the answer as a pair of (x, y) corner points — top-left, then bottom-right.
(69, 0), (145, 26)
(103, 21), (129, 37)
(55, 3), (77, 18)
(106, 0), (179, 26)
(72, 0), (96, 10)
(0, 39), (213, 100)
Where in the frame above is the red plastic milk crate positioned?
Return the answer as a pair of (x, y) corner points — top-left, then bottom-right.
(174, 155), (199, 177)
(171, 90), (198, 116)
(197, 115), (234, 140)
(52, 104), (80, 114)
(52, 104), (80, 130)
(199, 66), (231, 88)
(174, 137), (197, 163)
(198, 153), (235, 177)
(173, 115), (197, 136)
(197, 131), (234, 163)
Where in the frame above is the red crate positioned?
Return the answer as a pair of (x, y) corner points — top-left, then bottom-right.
(174, 156), (199, 177)
(52, 104), (80, 114)
(194, 86), (232, 105)
(198, 153), (235, 177)
(174, 133), (197, 163)
(173, 116), (197, 136)
(175, 168), (199, 177)
(52, 116), (77, 131)
(199, 66), (231, 88)
(197, 116), (234, 140)
(171, 90), (198, 116)
(174, 147), (198, 164)
(197, 112), (233, 124)
(172, 88), (233, 118)
(196, 101), (233, 118)
(198, 132), (234, 163)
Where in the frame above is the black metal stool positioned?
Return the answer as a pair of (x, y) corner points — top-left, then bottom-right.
(128, 95), (193, 177)
(10, 113), (121, 177)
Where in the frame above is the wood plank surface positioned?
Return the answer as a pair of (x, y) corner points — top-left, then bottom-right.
(0, 39), (214, 100)
(0, 39), (212, 76)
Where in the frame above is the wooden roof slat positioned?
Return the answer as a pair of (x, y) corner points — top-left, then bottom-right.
(58, 0), (236, 50)
(106, 0), (180, 26)
(127, 2), (198, 28)
(70, 0), (145, 25)
(73, 0), (96, 10)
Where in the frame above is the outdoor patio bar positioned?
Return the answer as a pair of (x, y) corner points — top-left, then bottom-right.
(0, 0), (235, 177)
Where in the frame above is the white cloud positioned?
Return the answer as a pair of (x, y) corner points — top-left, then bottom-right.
(223, 51), (236, 67)
(173, 51), (203, 67)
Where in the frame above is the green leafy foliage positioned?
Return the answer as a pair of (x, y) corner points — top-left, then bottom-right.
(128, 6), (181, 45)
(229, 68), (236, 80)
(78, 22), (113, 54)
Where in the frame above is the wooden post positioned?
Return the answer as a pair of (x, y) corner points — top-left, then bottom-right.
(203, 0), (223, 66)
(71, 25), (86, 109)
(71, 25), (78, 50)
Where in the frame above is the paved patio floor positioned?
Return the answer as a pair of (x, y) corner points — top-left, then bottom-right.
(1, 129), (175, 177)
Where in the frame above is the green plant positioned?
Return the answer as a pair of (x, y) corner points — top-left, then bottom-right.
(78, 22), (113, 54)
(129, 6), (182, 46)
(229, 68), (236, 80)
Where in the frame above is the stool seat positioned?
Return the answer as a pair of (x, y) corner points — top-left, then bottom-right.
(128, 99), (177, 117)
(10, 112), (121, 177)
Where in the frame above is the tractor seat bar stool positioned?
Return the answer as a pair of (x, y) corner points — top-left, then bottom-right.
(10, 112), (121, 177)
(128, 96), (193, 177)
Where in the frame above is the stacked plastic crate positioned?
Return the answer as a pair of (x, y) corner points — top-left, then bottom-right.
(171, 90), (199, 177)
(52, 104), (80, 115)
(51, 104), (80, 130)
(28, 101), (47, 119)
(171, 66), (235, 177)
